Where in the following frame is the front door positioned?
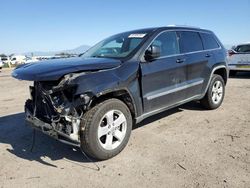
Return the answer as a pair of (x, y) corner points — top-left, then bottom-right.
(140, 31), (187, 113)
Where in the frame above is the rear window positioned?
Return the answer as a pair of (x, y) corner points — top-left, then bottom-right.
(200, 33), (220, 50)
(234, 45), (250, 53)
(178, 31), (203, 53)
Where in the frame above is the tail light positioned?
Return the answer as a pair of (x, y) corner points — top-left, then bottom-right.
(228, 50), (236, 57)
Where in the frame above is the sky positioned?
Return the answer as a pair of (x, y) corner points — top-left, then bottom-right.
(0, 0), (250, 54)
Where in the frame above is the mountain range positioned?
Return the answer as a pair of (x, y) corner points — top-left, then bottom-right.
(22, 45), (91, 56)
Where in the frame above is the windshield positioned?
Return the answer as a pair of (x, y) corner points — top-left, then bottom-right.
(81, 31), (150, 59)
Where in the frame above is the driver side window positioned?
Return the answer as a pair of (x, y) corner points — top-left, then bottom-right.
(152, 31), (180, 58)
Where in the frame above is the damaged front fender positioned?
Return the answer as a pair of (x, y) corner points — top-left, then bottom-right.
(23, 60), (141, 147)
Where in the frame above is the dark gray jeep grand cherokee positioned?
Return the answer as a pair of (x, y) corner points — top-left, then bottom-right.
(12, 26), (228, 160)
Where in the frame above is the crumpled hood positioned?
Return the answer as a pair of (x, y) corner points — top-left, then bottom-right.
(12, 57), (122, 81)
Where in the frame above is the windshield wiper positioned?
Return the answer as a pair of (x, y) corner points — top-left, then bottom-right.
(78, 53), (85, 57)
(91, 55), (105, 58)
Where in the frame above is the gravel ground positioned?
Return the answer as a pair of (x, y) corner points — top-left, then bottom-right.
(0, 68), (249, 188)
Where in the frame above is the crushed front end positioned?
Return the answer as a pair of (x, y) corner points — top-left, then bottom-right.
(25, 76), (90, 146)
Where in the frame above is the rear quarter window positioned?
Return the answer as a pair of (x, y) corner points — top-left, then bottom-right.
(200, 33), (220, 50)
(178, 31), (203, 53)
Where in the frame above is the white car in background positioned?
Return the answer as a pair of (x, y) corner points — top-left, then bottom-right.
(10, 55), (26, 65)
(1, 56), (10, 64)
(228, 42), (250, 76)
(0, 60), (3, 70)
(24, 57), (39, 64)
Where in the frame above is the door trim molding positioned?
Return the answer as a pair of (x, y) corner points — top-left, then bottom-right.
(136, 94), (201, 123)
(145, 78), (204, 100)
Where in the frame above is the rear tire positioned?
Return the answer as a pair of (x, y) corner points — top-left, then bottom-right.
(80, 98), (132, 160)
(200, 74), (225, 110)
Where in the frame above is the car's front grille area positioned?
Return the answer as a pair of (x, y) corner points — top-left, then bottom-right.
(32, 82), (58, 123)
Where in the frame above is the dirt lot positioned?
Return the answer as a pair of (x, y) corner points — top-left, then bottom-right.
(0, 68), (249, 188)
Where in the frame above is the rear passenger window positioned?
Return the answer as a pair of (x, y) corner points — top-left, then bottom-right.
(178, 31), (203, 53)
(152, 31), (180, 57)
(200, 33), (220, 50)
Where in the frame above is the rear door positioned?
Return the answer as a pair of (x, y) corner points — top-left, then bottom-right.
(178, 31), (209, 98)
(140, 31), (187, 113)
(234, 44), (250, 65)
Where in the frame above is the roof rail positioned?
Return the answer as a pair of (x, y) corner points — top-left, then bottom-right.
(167, 25), (200, 29)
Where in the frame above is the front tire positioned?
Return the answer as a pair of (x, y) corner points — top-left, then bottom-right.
(201, 74), (225, 110)
(80, 98), (132, 160)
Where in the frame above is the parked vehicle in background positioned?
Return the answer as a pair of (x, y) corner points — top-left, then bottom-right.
(228, 42), (250, 76)
(12, 26), (228, 160)
(1, 56), (10, 64)
(10, 55), (26, 65)
(25, 57), (39, 64)
(0, 60), (3, 69)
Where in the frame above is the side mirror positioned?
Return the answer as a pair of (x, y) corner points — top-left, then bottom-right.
(144, 45), (161, 61)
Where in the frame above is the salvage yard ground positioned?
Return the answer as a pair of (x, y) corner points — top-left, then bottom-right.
(0, 68), (249, 188)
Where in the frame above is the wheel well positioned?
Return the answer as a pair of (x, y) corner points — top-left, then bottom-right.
(214, 68), (228, 84)
(90, 90), (136, 120)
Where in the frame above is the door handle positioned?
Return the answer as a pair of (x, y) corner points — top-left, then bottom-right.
(176, 59), (185, 63)
(205, 54), (211, 58)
